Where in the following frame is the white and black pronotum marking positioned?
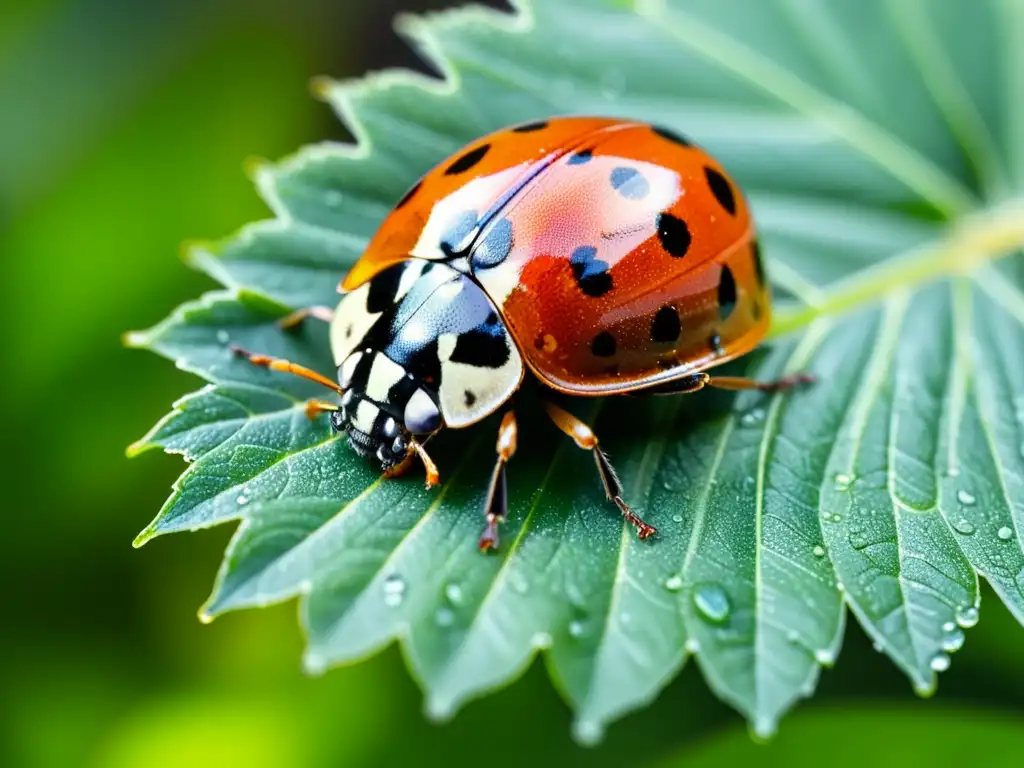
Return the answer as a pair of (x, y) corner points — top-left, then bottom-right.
(328, 259), (523, 468)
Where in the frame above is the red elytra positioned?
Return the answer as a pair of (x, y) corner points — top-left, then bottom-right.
(233, 116), (810, 551)
(342, 116), (770, 394)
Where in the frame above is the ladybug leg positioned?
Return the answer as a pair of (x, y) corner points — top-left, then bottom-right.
(479, 411), (518, 552)
(706, 373), (815, 393)
(304, 399), (340, 421)
(277, 305), (335, 331)
(229, 345), (343, 393)
(541, 401), (656, 541)
(409, 439), (441, 489)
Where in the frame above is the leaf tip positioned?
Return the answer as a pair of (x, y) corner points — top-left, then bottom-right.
(122, 330), (149, 349)
(309, 75), (336, 101)
(180, 239), (216, 267)
(302, 651), (330, 677)
(125, 438), (150, 458)
(243, 155), (271, 182)
(750, 716), (779, 743)
(571, 719), (605, 747)
(132, 523), (160, 548)
(423, 695), (456, 724)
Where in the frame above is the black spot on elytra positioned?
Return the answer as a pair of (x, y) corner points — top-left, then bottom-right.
(464, 390), (477, 407)
(656, 213), (691, 258)
(653, 125), (692, 147)
(440, 209), (478, 257)
(512, 120), (548, 133)
(366, 264), (403, 313)
(472, 218), (513, 269)
(752, 240), (766, 286)
(395, 180), (422, 210)
(445, 144), (490, 175)
(650, 305), (681, 343)
(568, 149), (593, 165)
(610, 167), (650, 200)
(450, 328), (511, 368)
(705, 167), (736, 215)
(591, 331), (616, 357)
(570, 246), (613, 298)
(718, 265), (737, 319)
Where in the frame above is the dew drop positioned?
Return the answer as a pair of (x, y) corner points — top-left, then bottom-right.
(740, 408), (765, 427)
(786, 629), (799, 643)
(814, 648), (835, 665)
(872, 641), (884, 653)
(956, 489), (977, 506)
(236, 494), (249, 506)
(955, 604), (979, 628)
(753, 716), (777, 740)
(303, 652), (328, 676)
(946, 467), (961, 478)
(941, 627), (965, 653)
(216, 329), (230, 344)
(942, 621), (956, 633)
(445, 583), (463, 605)
(568, 620), (585, 638)
(573, 719), (603, 746)
(848, 530), (869, 550)
(998, 526), (1014, 541)
(692, 583), (730, 624)
(684, 637), (700, 653)
(812, 545), (825, 558)
(383, 573), (406, 607)
(435, 607), (454, 627)
(672, 514), (684, 523)
(664, 575), (684, 592)
(930, 653), (951, 672)
(953, 518), (975, 535)
(833, 473), (852, 491)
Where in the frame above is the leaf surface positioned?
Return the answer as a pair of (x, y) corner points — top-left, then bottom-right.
(129, 0), (1024, 740)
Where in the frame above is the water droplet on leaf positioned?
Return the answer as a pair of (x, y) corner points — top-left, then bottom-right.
(953, 518), (975, 535)
(998, 526), (1014, 541)
(814, 648), (835, 665)
(740, 408), (765, 427)
(957, 489), (976, 506)
(941, 627), (965, 653)
(692, 583), (730, 623)
(812, 545), (825, 558)
(568, 620), (584, 638)
(930, 653), (951, 672)
(435, 607), (454, 627)
(383, 574), (406, 607)
(955, 604), (979, 628)
(445, 583), (463, 605)
(833, 473), (852, 491)
(664, 575), (684, 592)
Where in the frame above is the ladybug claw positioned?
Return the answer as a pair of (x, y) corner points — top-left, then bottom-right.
(478, 521), (501, 552)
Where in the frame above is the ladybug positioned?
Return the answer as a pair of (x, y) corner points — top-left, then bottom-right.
(232, 116), (811, 551)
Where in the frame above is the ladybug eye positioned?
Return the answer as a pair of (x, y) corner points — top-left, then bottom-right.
(404, 389), (441, 434)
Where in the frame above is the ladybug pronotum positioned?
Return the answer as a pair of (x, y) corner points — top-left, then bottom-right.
(232, 116), (812, 551)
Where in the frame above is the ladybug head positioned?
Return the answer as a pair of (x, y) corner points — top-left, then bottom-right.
(331, 350), (442, 470)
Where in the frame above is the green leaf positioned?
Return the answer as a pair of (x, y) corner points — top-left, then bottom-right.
(128, 0), (1024, 742)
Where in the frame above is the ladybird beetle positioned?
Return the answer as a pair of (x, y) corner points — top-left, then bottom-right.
(232, 116), (811, 551)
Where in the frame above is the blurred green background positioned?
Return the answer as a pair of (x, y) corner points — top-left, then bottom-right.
(2, 1), (1022, 766)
